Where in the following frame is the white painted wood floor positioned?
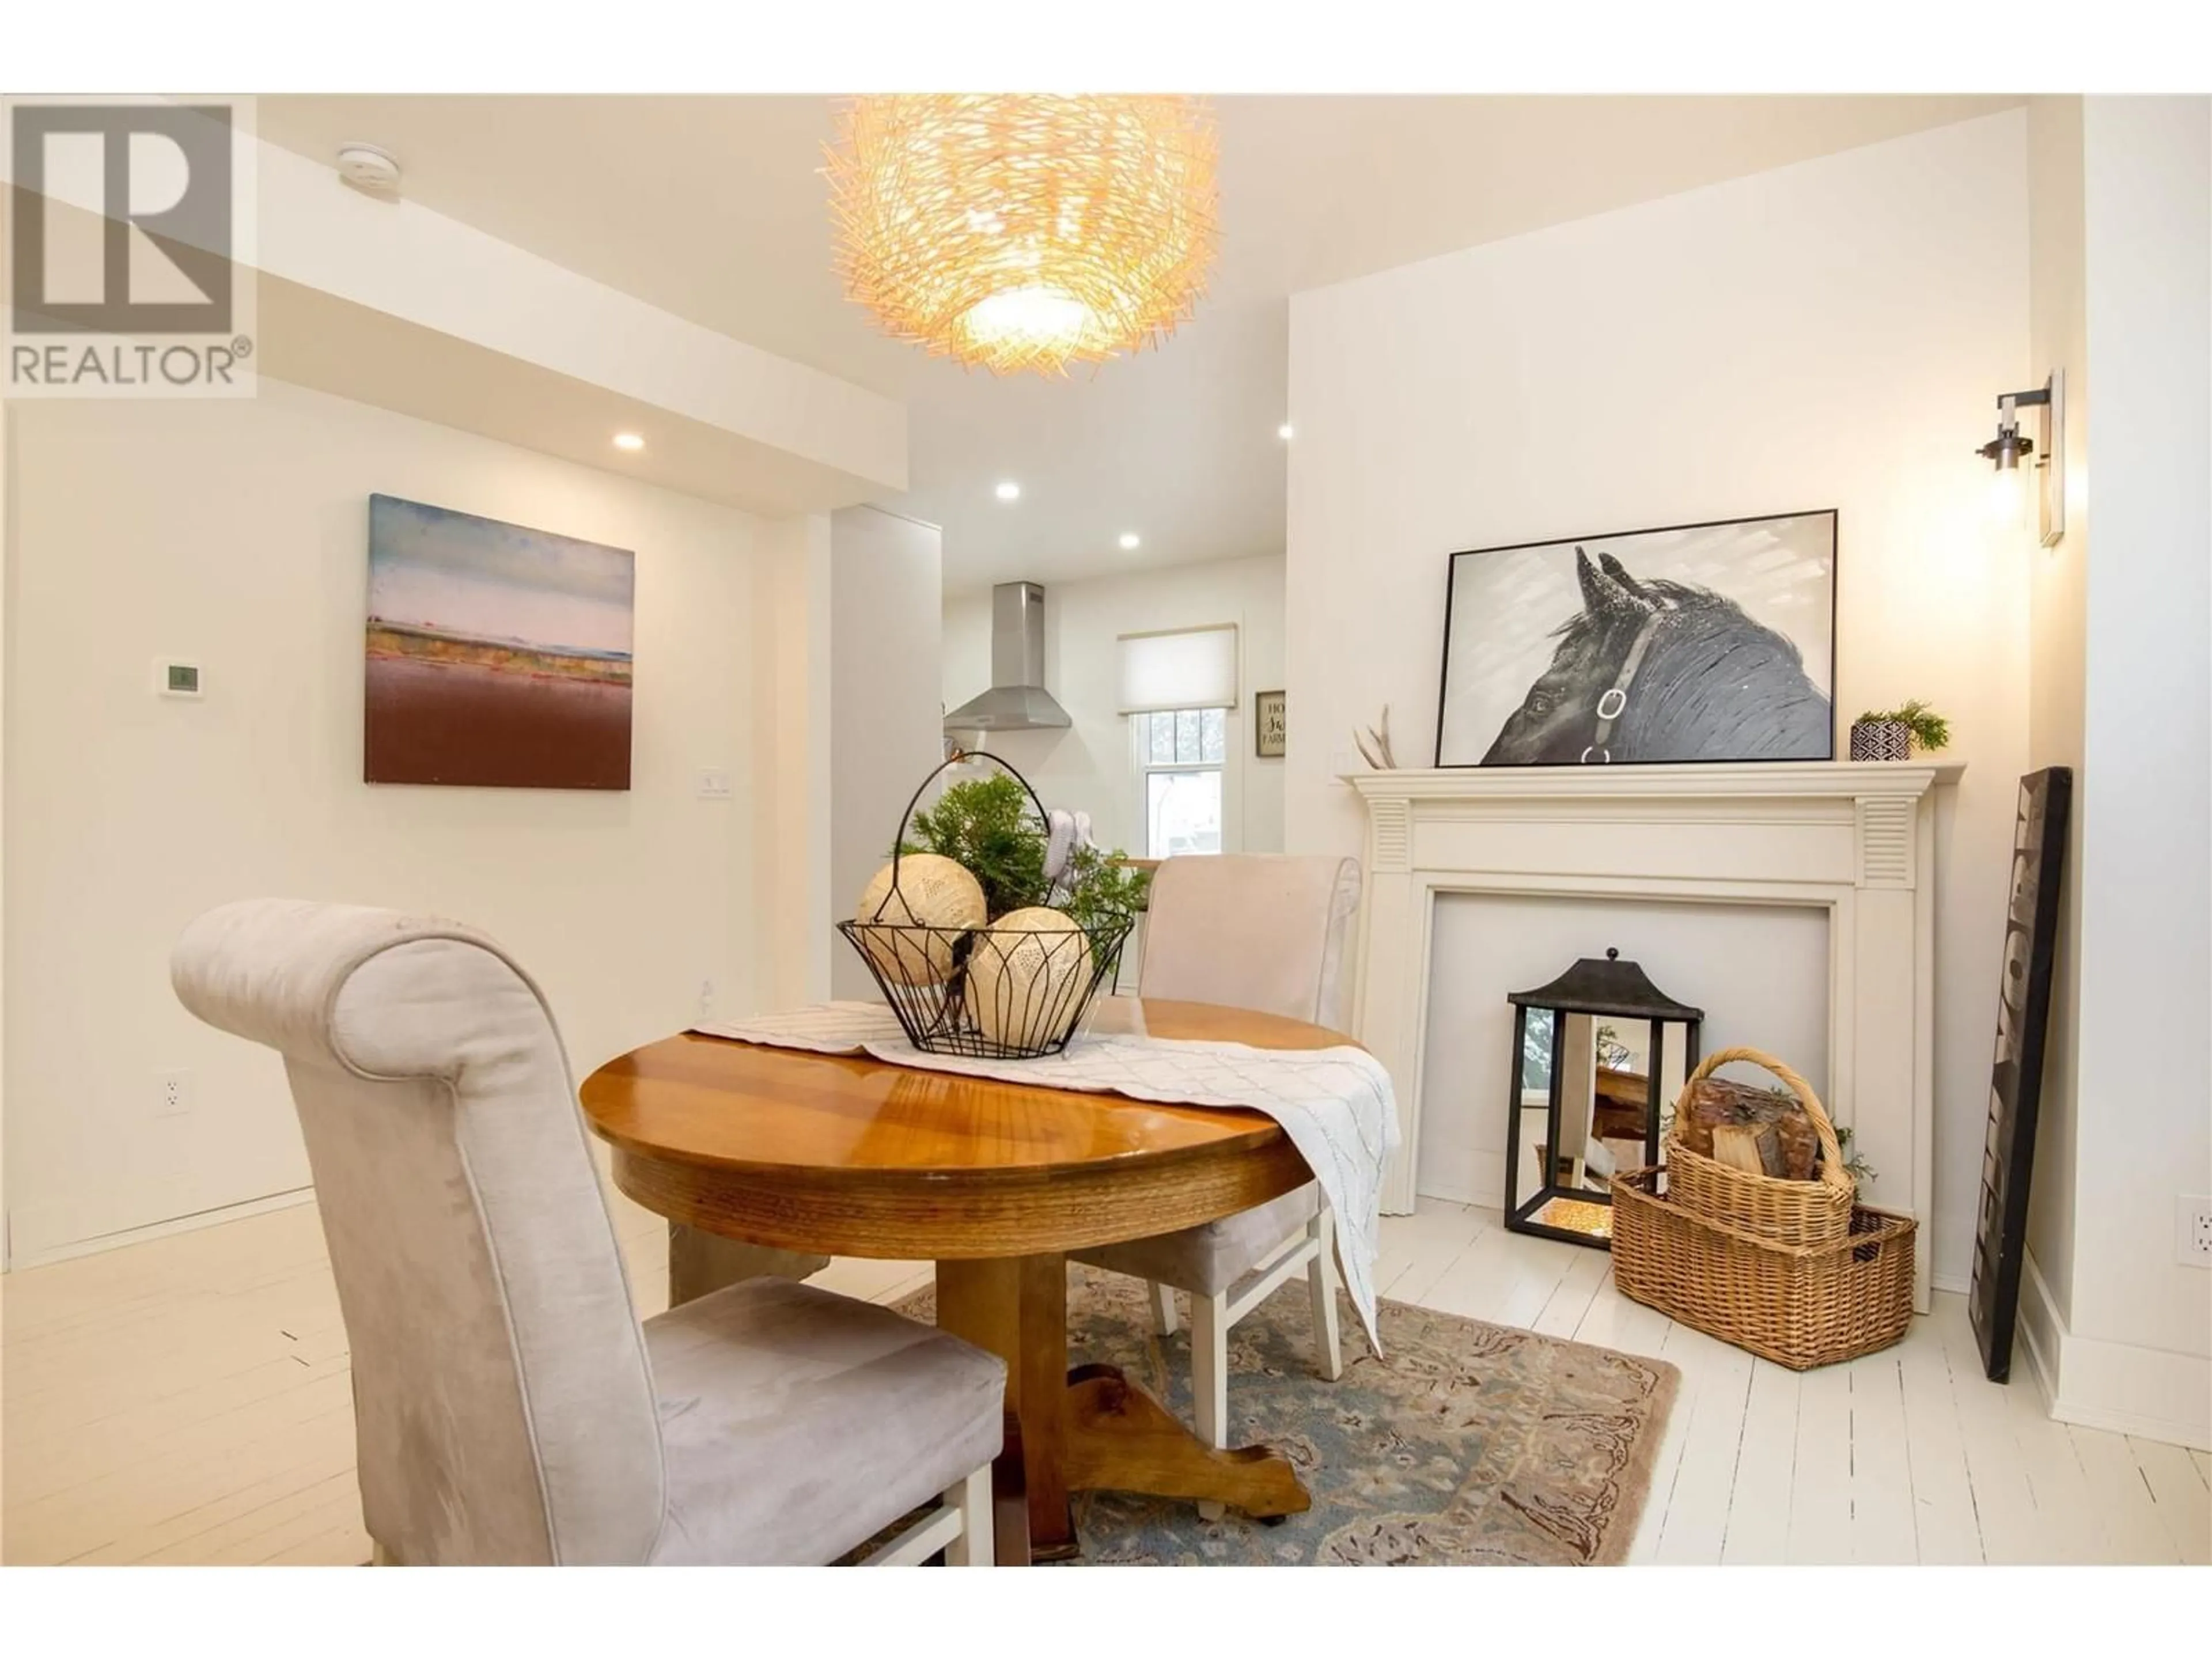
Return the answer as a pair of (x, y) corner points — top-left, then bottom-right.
(2, 1194), (2205, 1566)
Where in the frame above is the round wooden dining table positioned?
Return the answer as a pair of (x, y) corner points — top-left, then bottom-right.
(579, 997), (1344, 1563)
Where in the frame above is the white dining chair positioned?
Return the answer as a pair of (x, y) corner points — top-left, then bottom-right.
(1070, 854), (1361, 1507)
(171, 898), (1002, 1566)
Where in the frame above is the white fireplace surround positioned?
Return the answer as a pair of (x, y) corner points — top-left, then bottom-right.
(1349, 762), (1963, 1311)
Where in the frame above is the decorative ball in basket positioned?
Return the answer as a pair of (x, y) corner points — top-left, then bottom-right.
(851, 854), (984, 985)
(837, 753), (1144, 1059)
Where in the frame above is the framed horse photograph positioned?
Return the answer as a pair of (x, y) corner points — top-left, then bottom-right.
(1435, 509), (1838, 767)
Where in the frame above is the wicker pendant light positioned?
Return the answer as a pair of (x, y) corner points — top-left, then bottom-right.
(827, 94), (1218, 376)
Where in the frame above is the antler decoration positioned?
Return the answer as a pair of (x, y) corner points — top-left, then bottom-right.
(1353, 704), (1397, 770)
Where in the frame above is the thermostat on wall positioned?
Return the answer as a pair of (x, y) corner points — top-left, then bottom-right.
(156, 660), (203, 699)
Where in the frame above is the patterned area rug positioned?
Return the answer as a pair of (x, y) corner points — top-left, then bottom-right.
(895, 1265), (1678, 1566)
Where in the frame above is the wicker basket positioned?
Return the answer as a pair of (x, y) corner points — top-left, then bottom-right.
(1665, 1047), (1854, 1248)
(1611, 1168), (1916, 1369)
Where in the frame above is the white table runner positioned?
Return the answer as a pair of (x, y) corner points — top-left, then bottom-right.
(689, 999), (1400, 1349)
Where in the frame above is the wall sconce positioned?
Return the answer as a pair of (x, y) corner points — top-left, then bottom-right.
(1978, 371), (2065, 546)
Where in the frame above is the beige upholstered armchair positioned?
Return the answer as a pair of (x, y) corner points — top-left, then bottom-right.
(171, 899), (1002, 1567)
(1073, 854), (1361, 1500)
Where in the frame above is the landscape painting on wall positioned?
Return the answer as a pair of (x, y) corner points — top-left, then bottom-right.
(1435, 509), (1836, 767)
(365, 495), (634, 790)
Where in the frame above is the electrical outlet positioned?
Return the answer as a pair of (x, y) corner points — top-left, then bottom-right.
(156, 1069), (194, 1119)
(695, 767), (732, 800)
(2179, 1196), (2212, 1268)
(696, 978), (718, 1023)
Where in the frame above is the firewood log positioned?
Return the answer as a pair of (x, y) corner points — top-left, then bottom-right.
(1710, 1122), (1785, 1177)
(1675, 1075), (1819, 1179)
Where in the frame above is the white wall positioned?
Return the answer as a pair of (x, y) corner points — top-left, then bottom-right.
(751, 511), (832, 1013)
(5, 380), (764, 1263)
(942, 553), (1286, 858)
(2023, 94), (2092, 1325)
(2067, 96), (2210, 1363)
(2017, 96), (2211, 1449)
(1287, 112), (2033, 1286)
(830, 507), (945, 999)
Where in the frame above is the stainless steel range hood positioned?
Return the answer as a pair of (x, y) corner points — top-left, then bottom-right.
(944, 581), (1072, 732)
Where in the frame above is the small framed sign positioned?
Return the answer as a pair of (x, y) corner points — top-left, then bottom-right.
(1255, 689), (1286, 758)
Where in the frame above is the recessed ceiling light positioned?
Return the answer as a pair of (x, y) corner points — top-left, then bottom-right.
(1118, 532), (1142, 550)
(1277, 422), (1295, 440)
(613, 433), (645, 452)
(994, 480), (1021, 502)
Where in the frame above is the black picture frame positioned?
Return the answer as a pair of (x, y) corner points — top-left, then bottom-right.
(1969, 767), (2073, 1384)
(1434, 508), (1839, 768)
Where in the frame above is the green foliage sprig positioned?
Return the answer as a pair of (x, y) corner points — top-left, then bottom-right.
(1834, 1124), (1877, 1188)
(903, 774), (1046, 919)
(1854, 699), (1951, 752)
(902, 774), (1150, 929)
(1058, 842), (1151, 930)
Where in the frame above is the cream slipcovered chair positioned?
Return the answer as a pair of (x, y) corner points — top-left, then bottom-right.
(171, 899), (1002, 1567)
(1071, 854), (1361, 1488)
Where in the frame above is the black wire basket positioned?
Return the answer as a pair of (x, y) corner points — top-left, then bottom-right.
(836, 753), (1136, 1059)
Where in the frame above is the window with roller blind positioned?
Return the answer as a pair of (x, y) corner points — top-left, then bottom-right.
(1119, 624), (1237, 860)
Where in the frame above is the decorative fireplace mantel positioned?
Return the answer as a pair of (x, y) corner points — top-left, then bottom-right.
(1349, 761), (1963, 1311)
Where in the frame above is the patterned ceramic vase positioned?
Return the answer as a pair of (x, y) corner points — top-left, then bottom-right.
(1850, 719), (1912, 762)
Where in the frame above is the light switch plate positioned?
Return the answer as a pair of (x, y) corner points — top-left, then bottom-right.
(695, 767), (732, 800)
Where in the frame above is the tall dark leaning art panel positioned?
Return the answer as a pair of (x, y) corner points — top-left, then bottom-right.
(1969, 767), (2073, 1383)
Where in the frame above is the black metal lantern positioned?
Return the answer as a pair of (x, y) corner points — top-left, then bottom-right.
(1505, 948), (1703, 1249)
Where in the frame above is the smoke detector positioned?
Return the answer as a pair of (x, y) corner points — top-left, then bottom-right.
(336, 143), (402, 194)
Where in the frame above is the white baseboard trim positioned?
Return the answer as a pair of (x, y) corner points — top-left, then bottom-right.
(2016, 1276), (2063, 1413)
(4, 1186), (315, 1272)
(2020, 1250), (2210, 1450)
(1932, 1271), (1970, 1295)
(1414, 1182), (1481, 1208)
(1471, 1151), (1506, 1213)
(1408, 1152), (1503, 1215)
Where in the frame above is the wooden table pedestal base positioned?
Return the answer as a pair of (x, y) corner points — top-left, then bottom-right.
(935, 1253), (1310, 1563)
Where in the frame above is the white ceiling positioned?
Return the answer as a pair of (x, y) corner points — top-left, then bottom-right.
(259, 94), (2018, 590)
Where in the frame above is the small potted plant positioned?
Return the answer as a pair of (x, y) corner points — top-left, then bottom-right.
(1850, 700), (1950, 762)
